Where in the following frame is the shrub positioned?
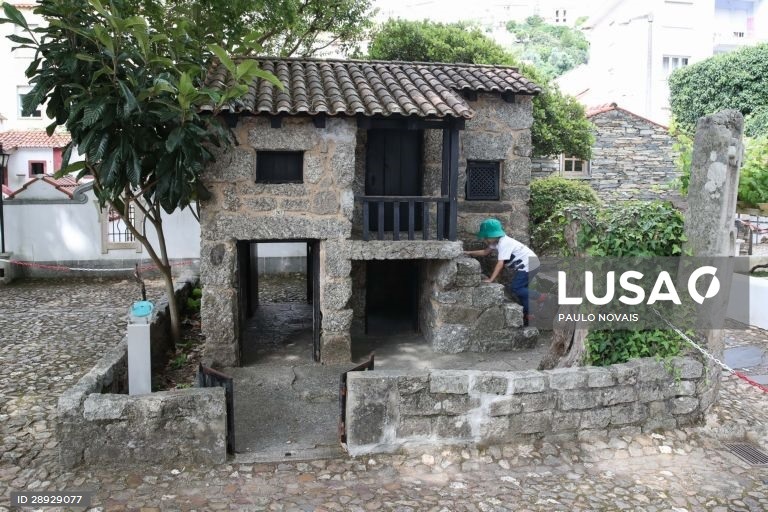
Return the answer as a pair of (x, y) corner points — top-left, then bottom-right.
(585, 329), (684, 366)
(738, 136), (768, 206)
(530, 176), (599, 254)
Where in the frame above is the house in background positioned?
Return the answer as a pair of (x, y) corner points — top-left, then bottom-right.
(0, 130), (72, 191)
(532, 102), (680, 202)
(557, 0), (768, 125)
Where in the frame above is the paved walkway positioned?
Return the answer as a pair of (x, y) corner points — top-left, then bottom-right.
(1, 278), (768, 511)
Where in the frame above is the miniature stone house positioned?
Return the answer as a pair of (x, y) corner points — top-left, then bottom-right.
(200, 58), (541, 366)
(532, 103), (681, 202)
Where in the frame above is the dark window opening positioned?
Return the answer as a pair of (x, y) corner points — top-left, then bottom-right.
(256, 151), (303, 183)
(466, 160), (500, 200)
(29, 161), (46, 176)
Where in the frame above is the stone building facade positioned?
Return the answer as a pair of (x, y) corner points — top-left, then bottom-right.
(199, 59), (541, 366)
(532, 103), (681, 202)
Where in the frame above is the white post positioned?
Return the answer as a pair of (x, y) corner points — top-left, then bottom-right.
(128, 302), (153, 395)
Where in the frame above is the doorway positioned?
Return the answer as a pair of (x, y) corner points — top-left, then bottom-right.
(236, 240), (321, 365)
(365, 260), (420, 335)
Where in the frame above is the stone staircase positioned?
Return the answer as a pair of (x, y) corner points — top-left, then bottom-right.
(420, 255), (539, 353)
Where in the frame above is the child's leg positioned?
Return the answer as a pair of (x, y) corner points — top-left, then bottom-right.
(508, 271), (531, 315)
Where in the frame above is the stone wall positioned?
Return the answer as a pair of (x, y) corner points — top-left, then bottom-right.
(57, 277), (227, 467)
(532, 109), (681, 202)
(345, 356), (717, 456)
(437, 93), (534, 245)
(200, 116), (357, 366)
(419, 256), (537, 353)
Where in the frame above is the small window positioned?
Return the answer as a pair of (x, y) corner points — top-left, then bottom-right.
(29, 161), (46, 176)
(560, 155), (590, 178)
(466, 160), (500, 201)
(18, 86), (42, 118)
(663, 55), (690, 77)
(256, 151), (303, 183)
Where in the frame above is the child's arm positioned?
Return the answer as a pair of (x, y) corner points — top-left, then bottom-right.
(484, 260), (505, 283)
(464, 248), (492, 257)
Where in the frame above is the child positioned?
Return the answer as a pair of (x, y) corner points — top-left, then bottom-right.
(464, 218), (544, 322)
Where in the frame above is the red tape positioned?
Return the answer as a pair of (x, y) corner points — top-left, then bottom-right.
(734, 372), (768, 394)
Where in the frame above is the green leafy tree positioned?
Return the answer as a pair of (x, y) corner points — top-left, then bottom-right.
(506, 15), (589, 79)
(367, 19), (593, 159)
(132, 0), (375, 57)
(1, 0), (281, 343)
(669, 43), (768, 136)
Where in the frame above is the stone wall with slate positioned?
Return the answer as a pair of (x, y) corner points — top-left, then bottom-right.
(57, 278), (227, 467)
(419, 256), (537, 353)
(531, 109), (681, 202)
(344, 356), (717, 456)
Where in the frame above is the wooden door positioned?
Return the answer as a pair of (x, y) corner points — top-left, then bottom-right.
(365, 129), (423, 231)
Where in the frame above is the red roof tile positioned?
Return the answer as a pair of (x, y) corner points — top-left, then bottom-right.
(2, 185), (12, 198)
(6, 175), (89, 199)
(204, 58), (542, 118)
(0, 130), (71, 149)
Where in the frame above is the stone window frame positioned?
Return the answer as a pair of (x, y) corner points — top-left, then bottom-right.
(100, 202), (143, 254)
(559, 154), (590, 179)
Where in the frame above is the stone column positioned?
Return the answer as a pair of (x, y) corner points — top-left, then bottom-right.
(319, 239), (353, 364)
(200, 239), (240, 367)
(684, 109), (744, 359)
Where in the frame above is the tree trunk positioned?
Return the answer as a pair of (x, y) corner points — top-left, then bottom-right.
(538, 214), (589, 369)
(158, 262), (182, 347)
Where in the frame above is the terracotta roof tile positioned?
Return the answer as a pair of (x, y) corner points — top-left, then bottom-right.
(585, 102), (668, 130)
(204, 58), (541, 118)
(2, 185), (12, 198)
(6, 175), (89, 199)
(0, 130), (71, 149)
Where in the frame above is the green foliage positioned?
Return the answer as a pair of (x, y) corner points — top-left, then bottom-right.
(745, 106), (768, 138)
(135, 0), (374, 58)
(529, 176), (599, 254)
(669, 43), (768, 135)
(170, 353), (187, 369)
(366, 19), (593, 159)
(191, 287), (203, 299)
(506, 15), (589, 79)
(670, 120), (693, 195)
(577, 201), (687, 257)
(585, 329), (683, 366)
(738, 136), (768, 206)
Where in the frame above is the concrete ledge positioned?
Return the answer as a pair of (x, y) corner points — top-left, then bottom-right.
(57, 275), (227, 467)
(345, 356), (717, 456)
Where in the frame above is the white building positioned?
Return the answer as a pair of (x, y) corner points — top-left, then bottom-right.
(558, 0), (768, 125)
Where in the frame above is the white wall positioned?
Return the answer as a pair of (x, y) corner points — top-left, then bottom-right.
(3, 186), (200, 263)
(6, 147), (54, 190)
(256, 242), (306, 257)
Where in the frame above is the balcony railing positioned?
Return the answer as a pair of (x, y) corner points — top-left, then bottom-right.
(358, 195), (455, 241)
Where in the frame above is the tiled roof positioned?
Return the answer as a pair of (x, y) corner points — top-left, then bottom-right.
(0, 130), (72, 149)
(204, 58), (541, 119)
(585, 102), (668, 130)
(2, 185), (12, 198)
(6, 175), (89, 199)
(585, 103), (618, 118)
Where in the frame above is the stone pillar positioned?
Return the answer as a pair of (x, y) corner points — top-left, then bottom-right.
(684, 109), (744, 359)
(200, 239), (240, 367)
(320, 240), (353, 364)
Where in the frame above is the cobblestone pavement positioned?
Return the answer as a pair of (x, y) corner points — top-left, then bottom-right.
(1, 278), (768, 511)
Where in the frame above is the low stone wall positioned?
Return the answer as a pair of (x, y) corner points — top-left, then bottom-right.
(345, 356), (717, 456)
(420, 256), (538, 353)
(57, 276), (227, 467)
